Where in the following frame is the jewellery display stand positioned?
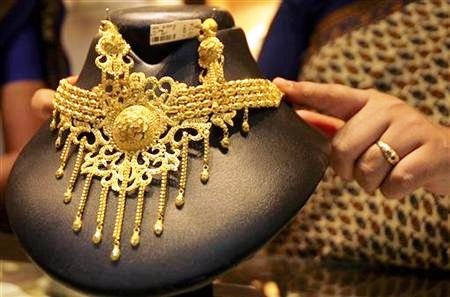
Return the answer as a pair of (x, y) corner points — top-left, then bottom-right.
(5, 5), (329, 297)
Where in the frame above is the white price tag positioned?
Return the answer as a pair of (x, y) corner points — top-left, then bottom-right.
(150, 19), (202, 45)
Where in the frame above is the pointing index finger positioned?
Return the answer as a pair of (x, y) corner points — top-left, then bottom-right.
(273, 78), (370, 121)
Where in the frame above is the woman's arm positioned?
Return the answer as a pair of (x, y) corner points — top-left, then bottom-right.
(0, 80), (46, 231)
(2, 80), (46, 150)
(1, 80), (46, 189)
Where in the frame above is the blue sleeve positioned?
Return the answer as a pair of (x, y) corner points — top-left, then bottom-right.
(258, 0), (320, 80)
(258, 0), (355, 80)
(0, 22), (44, 85)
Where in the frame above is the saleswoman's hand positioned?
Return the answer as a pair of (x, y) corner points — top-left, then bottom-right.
(274, 78), (450, 198)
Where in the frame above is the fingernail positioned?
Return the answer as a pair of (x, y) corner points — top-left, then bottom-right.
(273, 77), (294, 89)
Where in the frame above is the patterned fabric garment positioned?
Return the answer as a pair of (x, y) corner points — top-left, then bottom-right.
(267, 0), (450, 270)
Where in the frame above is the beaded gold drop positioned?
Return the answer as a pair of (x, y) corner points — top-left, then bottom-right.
(51, 18), (282, 261)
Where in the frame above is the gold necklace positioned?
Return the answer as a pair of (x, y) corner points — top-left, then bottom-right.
(51, 18), (282, 261)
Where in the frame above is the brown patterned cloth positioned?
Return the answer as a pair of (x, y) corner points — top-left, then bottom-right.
(267, 0), (449, 270)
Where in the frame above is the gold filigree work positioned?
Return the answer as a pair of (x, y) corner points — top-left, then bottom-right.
(52, 18), (282, 261)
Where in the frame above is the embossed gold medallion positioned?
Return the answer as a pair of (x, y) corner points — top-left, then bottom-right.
(52, 18), (282, 261)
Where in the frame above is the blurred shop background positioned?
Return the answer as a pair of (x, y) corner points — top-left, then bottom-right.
(63, 0), (280, 74)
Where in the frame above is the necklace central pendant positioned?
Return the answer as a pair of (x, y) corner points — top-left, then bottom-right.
(110, 104), (167, 152)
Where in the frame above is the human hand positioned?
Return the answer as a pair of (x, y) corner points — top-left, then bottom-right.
(31, 76), (77, 119)
(274, 78), (450, 198)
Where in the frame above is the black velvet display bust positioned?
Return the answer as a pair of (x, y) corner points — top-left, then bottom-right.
(6, 5), (329, 297)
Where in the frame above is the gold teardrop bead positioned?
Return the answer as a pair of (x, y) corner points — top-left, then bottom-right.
(220, 137), (229, 148)
(92, 228), (102, 245)
(55, 167), (64, 179)
(72, 216), (82, 233)
(130, 230), (140, 247)
(154, 220), (163, 236)
(50, 120), (57, 131)
(110, 244), (121, 261)
(175, 193), (185, 208)
(55, 137), (62, 148)
(200, 168), (209, 184)
(241, 121), (250, 133)
(64, 190), (72, 204)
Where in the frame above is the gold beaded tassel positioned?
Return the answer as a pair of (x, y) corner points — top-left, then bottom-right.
(130, 183), (146, 247)
(154, 167), (168, 236)
(211, 117), (230, 149)
(241, 108), (250, 133)
(54, 128), (64, 149)
(110, 156), (131, 261)
(221, 127), (230, 149)
(72, 172), (94, 233)
(64, 137), (87, 204)
(200, 128), (210, 184)
(55, 133), (74, 179)
(175, 132), (189, 209)
(92, 184), (109, 245)
(49, 110), (58, 131)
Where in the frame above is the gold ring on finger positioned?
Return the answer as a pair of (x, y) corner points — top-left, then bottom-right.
(376, 141), (400, 165)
